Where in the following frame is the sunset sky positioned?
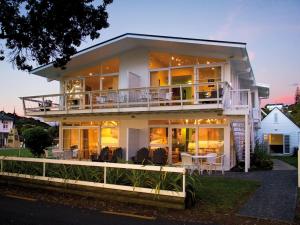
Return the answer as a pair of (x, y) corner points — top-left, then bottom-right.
(1, 0), (300, 115)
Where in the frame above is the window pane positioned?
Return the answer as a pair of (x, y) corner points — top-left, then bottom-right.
(101, 75), (118, 90)
(150, 70), (169, 87)
(198, 66), (221, 83)
(170, 54), (197, 67)
(85, 76), (100, 91)
(102, 58), (119, 74)
(101, 127), (118, 147)
(63, 129), (79, 150)
(149, 52), (170, 69)
(197, 56), (225, 65)
(198, 128), (224, 155)
(150, 128), (168, 146)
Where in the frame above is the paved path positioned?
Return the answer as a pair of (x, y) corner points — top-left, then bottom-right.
(226, 160), (298, 222)
(272, 159), (297, 170)
(0, 195), (214, 225)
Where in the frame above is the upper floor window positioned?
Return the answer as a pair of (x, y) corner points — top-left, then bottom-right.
(149, 52), (225, 69)
(3, 121), (8, 129)
(65, 57), (119, 78)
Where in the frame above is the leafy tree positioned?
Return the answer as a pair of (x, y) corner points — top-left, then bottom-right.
(48, 125), (59, 140)
(0, 0), (113, 71)
(22, 126), (52, 156)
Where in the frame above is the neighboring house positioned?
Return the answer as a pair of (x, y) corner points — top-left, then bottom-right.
(21, 33), (269, 172)
(0, 112), (14, 148)
(258, 107), (300, 155)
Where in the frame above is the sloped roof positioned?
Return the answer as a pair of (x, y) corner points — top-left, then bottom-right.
(0, 112), (13, 121)
(262, 107), (300, 129)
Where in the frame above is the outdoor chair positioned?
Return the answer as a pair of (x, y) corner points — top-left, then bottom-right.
(152, 148), (167, 165)
(111, 147), (123, 163)
(180, 152), (197, 175)
(132, 147), (150, 164)
(203, 153), (225, 175)
(98, 147), (110, 162)
(90, 153), (99, 162)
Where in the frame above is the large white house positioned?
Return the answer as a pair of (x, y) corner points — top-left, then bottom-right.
(21, 33), (269, 172)
(0, 112), (14, 148)
(258, 107), (300, 155)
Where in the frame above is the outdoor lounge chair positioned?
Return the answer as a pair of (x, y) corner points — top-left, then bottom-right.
(111, 147), (123, 163)
(132, 147), (150, 164)
(152, 148), (167, 165)
(98, 147), (110, 162)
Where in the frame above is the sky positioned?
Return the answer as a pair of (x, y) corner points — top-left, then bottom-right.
(0, 0), (300, 115)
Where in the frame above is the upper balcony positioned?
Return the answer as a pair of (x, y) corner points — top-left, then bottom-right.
(21, 82), (252, 117)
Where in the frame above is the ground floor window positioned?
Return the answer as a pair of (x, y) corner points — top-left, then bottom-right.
(62, 121), (119, 159)
(149, 120), (225, 164)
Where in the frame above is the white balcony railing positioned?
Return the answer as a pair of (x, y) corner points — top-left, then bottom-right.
(20, 82), (250, 116)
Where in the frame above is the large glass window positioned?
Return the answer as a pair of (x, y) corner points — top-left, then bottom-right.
(150, 70), (169, 87)
(101, 75), (118, 90)
(101, 127), (119, 148)
(150, 128), (168, 146)
(149, 51), (225, 70)
(171, 67), (194, 101)
(197, 66), (222, 100)
(149, 52), (170, 69)
(172, 128), (196, 163)
(63, 129), (79, 150)
(198, 128), (224, 155)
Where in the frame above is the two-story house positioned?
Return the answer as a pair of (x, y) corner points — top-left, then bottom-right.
(21, 33), (269, 172)
(0, 112), (14, 148)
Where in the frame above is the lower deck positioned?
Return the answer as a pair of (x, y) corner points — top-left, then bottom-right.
(52, 112), (249, 171)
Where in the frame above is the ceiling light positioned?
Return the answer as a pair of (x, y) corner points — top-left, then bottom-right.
(171, 56), (175, 60)
(206, 61), (210, 64)
(211, 67), (215, 70)
(89, 73), (93, 76)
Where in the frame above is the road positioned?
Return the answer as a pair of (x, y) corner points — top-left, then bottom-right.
(0, 194), (209, 225)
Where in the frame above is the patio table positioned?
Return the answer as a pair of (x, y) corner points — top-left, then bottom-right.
(192, 154), (215, 175)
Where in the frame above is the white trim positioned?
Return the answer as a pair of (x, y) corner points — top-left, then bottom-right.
(0, 157), (185, 197)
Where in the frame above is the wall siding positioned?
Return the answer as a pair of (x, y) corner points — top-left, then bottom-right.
(258, 108), (300, 154)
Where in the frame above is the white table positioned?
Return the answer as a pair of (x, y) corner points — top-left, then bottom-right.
(192, 155), (215, 174)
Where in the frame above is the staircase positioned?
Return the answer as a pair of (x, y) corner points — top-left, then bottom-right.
(231, 122), (246, 162)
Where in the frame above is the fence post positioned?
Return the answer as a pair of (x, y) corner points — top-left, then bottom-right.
(180, 85), (183, 108)
(0, 159), (3, 173)
(104, 165), (107, 184)
(43, 162), (46, 177)
(216, 82), (219, 108)
(182, 169), (186, 198)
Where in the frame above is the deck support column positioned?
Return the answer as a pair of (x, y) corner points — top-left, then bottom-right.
(245, 114), (250, 172)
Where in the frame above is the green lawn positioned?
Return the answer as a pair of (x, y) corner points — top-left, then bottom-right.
(272, 155), (298, 168)
(194, 176), (260, 213)
(0, 148), (33, 157)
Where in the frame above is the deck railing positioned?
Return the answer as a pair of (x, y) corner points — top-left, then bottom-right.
(20, 82), (250, 115)
(0, 156), (186, 198)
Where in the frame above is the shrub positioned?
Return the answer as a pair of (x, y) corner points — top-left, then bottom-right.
(22, 127), (52, 157)
(251, 143), (273, 170)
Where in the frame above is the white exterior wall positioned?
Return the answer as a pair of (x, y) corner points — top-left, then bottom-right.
(119, 48), (149, 88)
(0, 120), (13, 133)
(258, 108), (300, 154)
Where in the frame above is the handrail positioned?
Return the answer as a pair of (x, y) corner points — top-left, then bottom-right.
(20, 81), (229, 99)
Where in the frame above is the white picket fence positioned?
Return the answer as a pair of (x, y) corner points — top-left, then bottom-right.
(0, 156), (186, 198)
